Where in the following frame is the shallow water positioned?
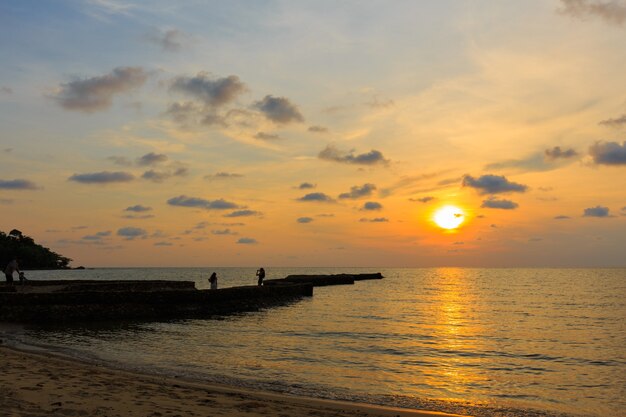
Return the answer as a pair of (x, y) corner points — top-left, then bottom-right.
(3, 267), (625, 417)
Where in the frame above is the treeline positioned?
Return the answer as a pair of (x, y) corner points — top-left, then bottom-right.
(0, 229), (72, 269)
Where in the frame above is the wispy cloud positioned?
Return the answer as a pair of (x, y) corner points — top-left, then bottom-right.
(463, 174), (528, 194)
(117, 227), (147, 239)
(69, 171), (135, 184)
(167, 195), (239, 210)
(170, 73), (246, 107)
(211, 228), (237, 235)
(308, 125), (329, 133)
(82, 231), (111, 241)
(51, 67), (148, 112)
(545, 146), (578, 160)
(319, 145), (389, 166)
(599, 114), (626, 128)
(205, 172), (244, 180)
(297, 217), (314, 223)
(589, 141), (626, 165)
(108, 156), (132, 166)
(254, 132), (281, 141)
(237, 237), (258, 244)
(481, 198), (519, 209)
(559, 0), (626, 26)
(136, 152), (168, 166)
(142, 166), (188, 183)
(554, 215), (571, 220)
(359, 217), (388, 223)
(146, 28), (185, 52)
(0, 179), (39, 190)
(361, 201), (383, 211)
(297, 192), (335, 203)
(338, 183), (376, 199)
(122, 214), (154, 220)
(409, 196), (435, 203)
(124, 204), (152, 212)
(224, 210), (259, 217)
(583, 205), (611, 217)
(298, 182), (316, 190)
(253, 95), (304, 124)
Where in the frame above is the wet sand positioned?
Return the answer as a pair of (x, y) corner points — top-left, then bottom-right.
(0, 345), (467, 417)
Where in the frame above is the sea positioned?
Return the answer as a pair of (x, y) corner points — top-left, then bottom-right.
(1, 267), (624, 417)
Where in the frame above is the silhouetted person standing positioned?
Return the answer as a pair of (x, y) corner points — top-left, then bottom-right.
(256, 267), (265, 286)
(4, 257), (20, 284)
(209, 272), (218, 290)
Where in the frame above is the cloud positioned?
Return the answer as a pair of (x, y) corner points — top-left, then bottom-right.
(298, 182), (316, 190)
(82, 231), (111, 241)
(147, 29), (184, 52)
(154, 241), (173, 246)
(205, 172), (244, 180)
(52, 67), (148, 112)
(237, 237), (258, 244)
(362, 201), (383, 211)
(462, 174), (528, 194)
(338, 183), (376, 199)
(117, 227), (147, 239)
(0, 198), (13, 204)
(554, 215), (571, 220)
(164, 101), (213, 125)
(254, 132), (281, 141)
(1, 86), (12, 95)
(253, 95), (304, 124)
(545, 146), (578, 160)
(0, 179), (39, 190)
(68, 171), (135, 184)
(224, 210), (259, 217)
(170, 72), (246, 107)
(122, 214), (154, 220)
(136, 152), (168, 166)
(297, 192), (335, 203)
(308, 125), (329, 133)
(142, 167), (188, 183)
(318, 145), (389, 166)
(589, 141), (626, 165)
(366, 96), (395, 108)
(409, 196), (435, 203)
(599, 114), (626, 128)
(481, 198), (519, 209)
(379, 171), (451, 197)
(559, 0), (626, 26)
(359, 217), (389, 223)
(167, 195), (239, 210)
(211, 229), (237, 235)
(583, 205), (610, 217)
(297, 217), (314, 223)
(108, 155), (132, 166)
(125, 204), (152, 212)
(486, 148), (578, 172)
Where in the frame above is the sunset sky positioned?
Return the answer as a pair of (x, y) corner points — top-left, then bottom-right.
(1, 0), (625, 267)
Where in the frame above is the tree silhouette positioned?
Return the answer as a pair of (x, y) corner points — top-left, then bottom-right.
(1, 230), (72, 269)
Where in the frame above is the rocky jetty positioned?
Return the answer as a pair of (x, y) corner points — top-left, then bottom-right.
(264, 272), (384, 287)
(0, 280), (312, 323)
(0, 273), (383, 323)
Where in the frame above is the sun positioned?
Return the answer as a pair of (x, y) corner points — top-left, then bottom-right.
(433, 205), (465, 230)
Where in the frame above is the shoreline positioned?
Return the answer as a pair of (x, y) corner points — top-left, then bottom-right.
(0, 345), (468, 417)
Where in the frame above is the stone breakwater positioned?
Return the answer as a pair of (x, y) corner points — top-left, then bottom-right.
(0, 273), (383, 323)
(265, 272), (384, 287)
(0, 281), (312, 322)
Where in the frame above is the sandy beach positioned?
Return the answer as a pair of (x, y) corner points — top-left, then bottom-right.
(0, 345), (467, 417)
